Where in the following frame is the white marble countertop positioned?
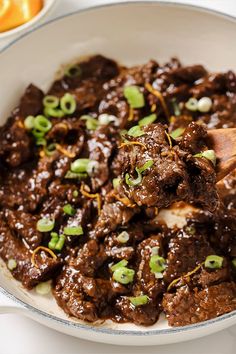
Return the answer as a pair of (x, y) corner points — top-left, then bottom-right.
(0, 1), (236, 353)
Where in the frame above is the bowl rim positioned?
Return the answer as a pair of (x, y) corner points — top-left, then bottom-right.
(0, 0), (236, 336)
(0, 0), (59, 40)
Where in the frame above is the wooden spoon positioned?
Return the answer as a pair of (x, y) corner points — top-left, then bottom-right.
(207, 128), (236, 181)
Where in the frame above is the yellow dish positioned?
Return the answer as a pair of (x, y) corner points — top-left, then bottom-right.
(0, 0), (43, 33)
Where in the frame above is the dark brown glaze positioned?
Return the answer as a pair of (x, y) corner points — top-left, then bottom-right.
(0, 55), (235, 327)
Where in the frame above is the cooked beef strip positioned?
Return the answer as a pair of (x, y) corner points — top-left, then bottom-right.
(0, 55), (235, 327)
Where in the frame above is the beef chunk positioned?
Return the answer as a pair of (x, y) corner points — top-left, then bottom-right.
(163, 282), (236, 326)
(115, 296), (161, 326)
(116, 122), (218, 211)
(0, 219), (61, 289)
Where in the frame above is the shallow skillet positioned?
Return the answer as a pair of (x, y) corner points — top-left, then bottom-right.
(0, 1), (236, 346)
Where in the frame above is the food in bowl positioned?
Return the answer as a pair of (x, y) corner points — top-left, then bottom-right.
(0, 0), (43, 33)
(0, 55), (235, 327)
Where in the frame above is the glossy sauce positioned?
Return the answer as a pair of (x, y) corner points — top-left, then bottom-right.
(0, 0), (43, 33)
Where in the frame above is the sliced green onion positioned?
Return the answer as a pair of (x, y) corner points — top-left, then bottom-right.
(80, 115), (99, 130)
(34, 115), (52, 133)
(70, 158), (91, 174)
(138, 160), (154, 173)
(7, 259), (17, 270)
(113, 177), (121, 189)
(194, 150), (216, 166)
(60, 93), (77, 115)
(72, 190), (79, 198)
(35, 281), (51, 295)
(37, 218), (55, 232)
(44, 143), (57, 156)
(205, 255), (223, 269)
(63, 225), (83, 236)
(185, 97), (198, 112)
(123, 86), (145, 108)
(43, 95), (59, 108)
(64, 171), (87, 179)
(170, 127), (185, 139)
(151, 246), (159, 256)
(110, 259), (128, 272)
(24, 115), (35, 130)
(98, 113), (118, 126)
(125, 168), (142, 187)
(149, 255), (166, 274)
(127, 125), (145, 137)
(55, 234), (66, 251)
(171, 98), (181, 116)
(32, 129), (45, 139)
(197, 97), (212, 113)
(232, 258), (236, 268)
(48, 232), (59, 250)
(63, 204), (76, 216)
(129, 295), (149, 307)
(138, 113), (157, 127)
(44, 107), (64, 118)
(65, 64), (81, 78)
(113, 266), (135, 284)
(36, 137), (47, 146)
(117, 231), (129, 244)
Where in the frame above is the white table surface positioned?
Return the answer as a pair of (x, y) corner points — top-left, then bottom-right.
(1, 1), (236, 353)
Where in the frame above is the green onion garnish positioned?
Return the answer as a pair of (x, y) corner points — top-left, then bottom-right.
(34, 115), (52, 133)
(65, 64), (81, 78)
(55, 234), (66, 251)
(35, 281), (51, 295)
(138, 160), (154, 173)
(63, 225), (83, 236)
(70, 158), (90, 174)
(110, 259), (128, 272)
(32, 129), (45, 138)
(123, 86), (145, 108)
(125, 168), (142, 187)
(205, 255), (223, 269)
(44, 143), (57, 156)
(48, 232), (59, 250)
(7, 259), (17, 270)
(44, 106), (64, 118)
(185, 97), (198, 112)
(138, 113), (157, 127)
(63, 204), (76, 216)
(125, 160), (154, 187)
(64, 171), (87, 179)
(72, 190), (79, 198)
(129, 295), (149, 307)
(149, 255), (166, 274)
(170, 127), (185, 139)
(36, 137), (47, 146)
(80, 115), (99, 130)
(24, 115), (35, 130)
(37, 218), (55, 232)
(127, 125), (145, 137)
(60, 93), (77, 115)
(113, 266), (135, 284)
(112, 177), (121, 189)
(171, 98), (181, 116)
(194, 150), (216, 166)
(43, 95), (59, 108)
(117, 231), (129, 244)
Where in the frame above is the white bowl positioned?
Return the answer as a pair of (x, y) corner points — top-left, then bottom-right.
(0, 0), (58, 44)
(0, 1), (236, 346)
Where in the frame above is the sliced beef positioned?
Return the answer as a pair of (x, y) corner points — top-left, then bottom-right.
(163, 282), (236, 326)
(116, 122), (218, 211)
(0, 219), (61, 289)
